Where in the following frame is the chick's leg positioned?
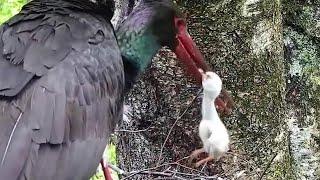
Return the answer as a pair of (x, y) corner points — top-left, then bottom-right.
(189, 148), (205, 160)
(195, 156), (214, 167)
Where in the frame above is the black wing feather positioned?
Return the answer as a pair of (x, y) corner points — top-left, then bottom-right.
(0, 0), (123, 179)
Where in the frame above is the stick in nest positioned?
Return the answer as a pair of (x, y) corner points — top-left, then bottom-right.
(157, 89), (202, 165)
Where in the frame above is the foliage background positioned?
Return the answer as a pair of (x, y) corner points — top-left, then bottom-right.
(0, 0), (26, 23)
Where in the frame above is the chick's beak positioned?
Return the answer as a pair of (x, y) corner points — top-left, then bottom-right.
(198, 68), (208, 81)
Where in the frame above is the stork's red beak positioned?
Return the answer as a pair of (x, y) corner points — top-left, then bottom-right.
(173, 18), (234, 115)
(173, 18), (208, 84)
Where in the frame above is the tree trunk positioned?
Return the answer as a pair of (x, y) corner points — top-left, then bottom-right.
(283, 0), (320, 178)
(115, 0), (299, 179)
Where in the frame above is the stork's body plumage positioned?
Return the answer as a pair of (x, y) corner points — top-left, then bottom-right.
(191, 72), (230, 167)
(0, 1), (123, 179)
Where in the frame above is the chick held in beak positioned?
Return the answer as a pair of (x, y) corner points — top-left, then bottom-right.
(198, 69), (234, 115)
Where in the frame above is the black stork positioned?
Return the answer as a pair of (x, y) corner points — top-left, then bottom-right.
(0, 0), (231, 179)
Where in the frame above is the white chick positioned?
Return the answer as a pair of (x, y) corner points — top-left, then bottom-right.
(190, 71), (230, 167)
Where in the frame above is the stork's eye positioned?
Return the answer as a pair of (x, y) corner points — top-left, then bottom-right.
(175, 18), (186, 28)
(174, 17), (186, 33)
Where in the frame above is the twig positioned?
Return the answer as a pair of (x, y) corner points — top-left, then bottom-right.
(175, 156), (190, 163)
(167, 170), (215, 179)
(107, 163), (125, 175)
(115, 126), (151, 133)
(171, 176), (188, 180)
(121, 160), (220, 180)
(191, 176), (219, 180)
(138, 171), (172, 177)
(154, 178), (186, 180)
(173, 156), (208, 175)
(157, 89), (202, 165)
(258, 153), (278, 180)
(200, 161), (208, 172)
(141, 169), (216, 180)
(121, 162), (173, 180)
(174, 161), (208, 176)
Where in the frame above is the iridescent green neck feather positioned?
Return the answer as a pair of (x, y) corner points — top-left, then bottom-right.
(117, 30), (161, 72)
(116, 25), (162, 93)
(116, 0), (177, 92)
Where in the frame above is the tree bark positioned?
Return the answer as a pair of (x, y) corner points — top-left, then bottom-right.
(115, 0), (296, 179)
(283, 0), (320, 178)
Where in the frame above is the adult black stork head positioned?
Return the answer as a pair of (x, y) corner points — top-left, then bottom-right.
(117, 0), (233, 112)
(117, 0), (207, 86)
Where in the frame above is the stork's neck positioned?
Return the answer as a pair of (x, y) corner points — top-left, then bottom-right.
(119, 32), (161, 72)
(116, 3), (164, 73)
(116, 5), (165, 93)
(202, 91), (219, 121)
(118, 30), (161, 93)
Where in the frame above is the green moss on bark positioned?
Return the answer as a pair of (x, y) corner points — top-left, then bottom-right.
(176, 0), (292, 179)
